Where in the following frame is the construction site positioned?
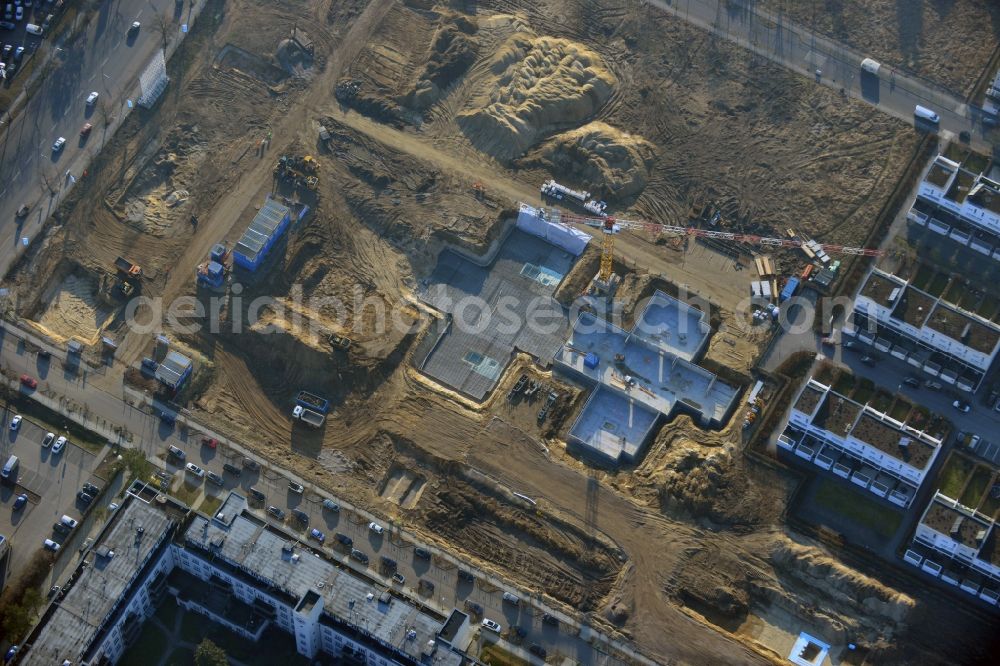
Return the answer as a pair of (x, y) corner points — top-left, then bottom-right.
(3, 0), (1000, 664)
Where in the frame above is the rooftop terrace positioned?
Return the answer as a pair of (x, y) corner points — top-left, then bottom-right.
(811, 393), (862, 437)
(926, 157), (957, 189)
(925, 303), (1000, 354)
(891, 286), (936, 328)
(793, 384), (825, 417)
(923, 500), (991, 550)
(850, 414), (936, 470)
(860, 271), (905, 307)
(977, 525), (1000, 568)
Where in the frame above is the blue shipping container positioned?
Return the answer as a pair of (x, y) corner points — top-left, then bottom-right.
(583, 352), (600, 369)
(779, 277), (800, 303)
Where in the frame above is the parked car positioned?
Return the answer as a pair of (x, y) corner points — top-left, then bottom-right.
(248, 487), (265, 502)
(859, 355), (877, 366)
(288, 481), (304, 494)
(52, 521), (70, 535)
(43, 538), (60, 551)
(502, 591), (520, 606)
(292, 508), (309, 524)
(200, 435), (218, 448)
(52, 436), (67, 454)
(185, 462), (205, 477)
(79, 122), (93, 138)
(542, 613), (559, 627)
(309, 528), (325, 543)
(902, 377), (920, 388)
(266, 505), (285, 520)
(322, 498), (340, 512)
(15, 203), (29, 217)
(13, 44), (23, 61)
(77, 490), (93, 504)
(129, 21), (140, 33)
(924, 380), (943, 391)
(464, 601), (483, 616)
(242, 457), (260, 471)
(335, 532), (352, 547)
(60, 515), (78, 529)
(85, 91), (98, 105)
(414, 547), (431, 560)
(42, 432), (54, 448)
(19, 374), (37, 388)
(14, 5), (21, 20)
(391, 572), (405, 585)
(380, 555), (396, 570)
(368, 521), (384, 535)
(9, 415), (21, 431)
(52, 136), (65, 152)
(81, 482), (99, 496)
(0, 21), (14, 31)
(1, 44), (10, 59)
(350, 549), (369, 564)
(458, 570), (475, 583)
(481, 619), (502, 634)
(528, 644), (547, 659)
(168, 446), (186, 460)
(222, 463), (241, 477)
(12, 493), (27, 511)
(206, 471), (224, 486)
(953, 400), (971, 414)
(842, 340), (858, 351)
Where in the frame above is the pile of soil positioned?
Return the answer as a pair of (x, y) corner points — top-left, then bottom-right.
(409, 13), (480, 109)
(519, 121), (656, 200)
(457, 33), (617, 160)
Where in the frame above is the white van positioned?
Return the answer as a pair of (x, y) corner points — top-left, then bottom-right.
(915, 105), (940, 124)
(25, 23), (43, 36)
(860, 58), (881, 76)
(60, 515), (79, 529)
(1, 455), (18, 483)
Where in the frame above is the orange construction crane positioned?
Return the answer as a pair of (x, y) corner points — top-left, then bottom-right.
(533, 205), (883, 282)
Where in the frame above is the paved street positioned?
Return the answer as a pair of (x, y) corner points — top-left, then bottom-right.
(0, 321), (635, 665)
(0, 401), (103, 588)
(0, 0), (204, 278)
(648, 0), (988, 151)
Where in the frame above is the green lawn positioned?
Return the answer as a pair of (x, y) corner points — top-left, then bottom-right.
(979, 488), (1000, 521)
(813, 479), (903, 539)
(960, 466), (994, 510)
(480, 644), (530, 666)
(171, 482), (203, 507)
(199, 494), (223, 516)
(119, 622), (168, 666)
(937, 454), (976, 499)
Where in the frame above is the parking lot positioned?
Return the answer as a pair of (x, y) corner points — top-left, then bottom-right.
(0, 404), (103, 586)
(0, 0), (55, 81)
(154, 442), (582, 660)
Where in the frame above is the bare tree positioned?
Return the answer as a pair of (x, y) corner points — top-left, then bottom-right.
(39, 170), (58, 198)
(154, 14), (171, 52)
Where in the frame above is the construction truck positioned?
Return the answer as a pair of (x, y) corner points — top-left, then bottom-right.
(293, 405), (326, 428)
(115, 257), (142, 278)
(329, 333), (351, 351)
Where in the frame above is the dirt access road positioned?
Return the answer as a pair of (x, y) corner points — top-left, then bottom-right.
(115, 0), (396, 366)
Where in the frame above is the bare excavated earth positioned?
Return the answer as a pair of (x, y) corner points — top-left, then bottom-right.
(760, 0), (1000, 96)
(4, 0), (1000, 665)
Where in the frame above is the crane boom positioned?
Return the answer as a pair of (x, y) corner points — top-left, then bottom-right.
(538, 206), (883, 282)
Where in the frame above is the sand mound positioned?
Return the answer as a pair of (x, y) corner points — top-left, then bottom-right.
(457, 34), (616, 160)
(522, 121), (655, 200)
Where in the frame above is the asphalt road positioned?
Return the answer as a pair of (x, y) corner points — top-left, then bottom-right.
(0, 0), (197, 278)
(0, 322), (630, 666)
(0, 402), (102, 588)
(648, 0), (987, 151)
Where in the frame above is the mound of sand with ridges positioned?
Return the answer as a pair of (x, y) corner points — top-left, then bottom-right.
(522, 121), (655, 200)
(457, 34), (616, 160)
